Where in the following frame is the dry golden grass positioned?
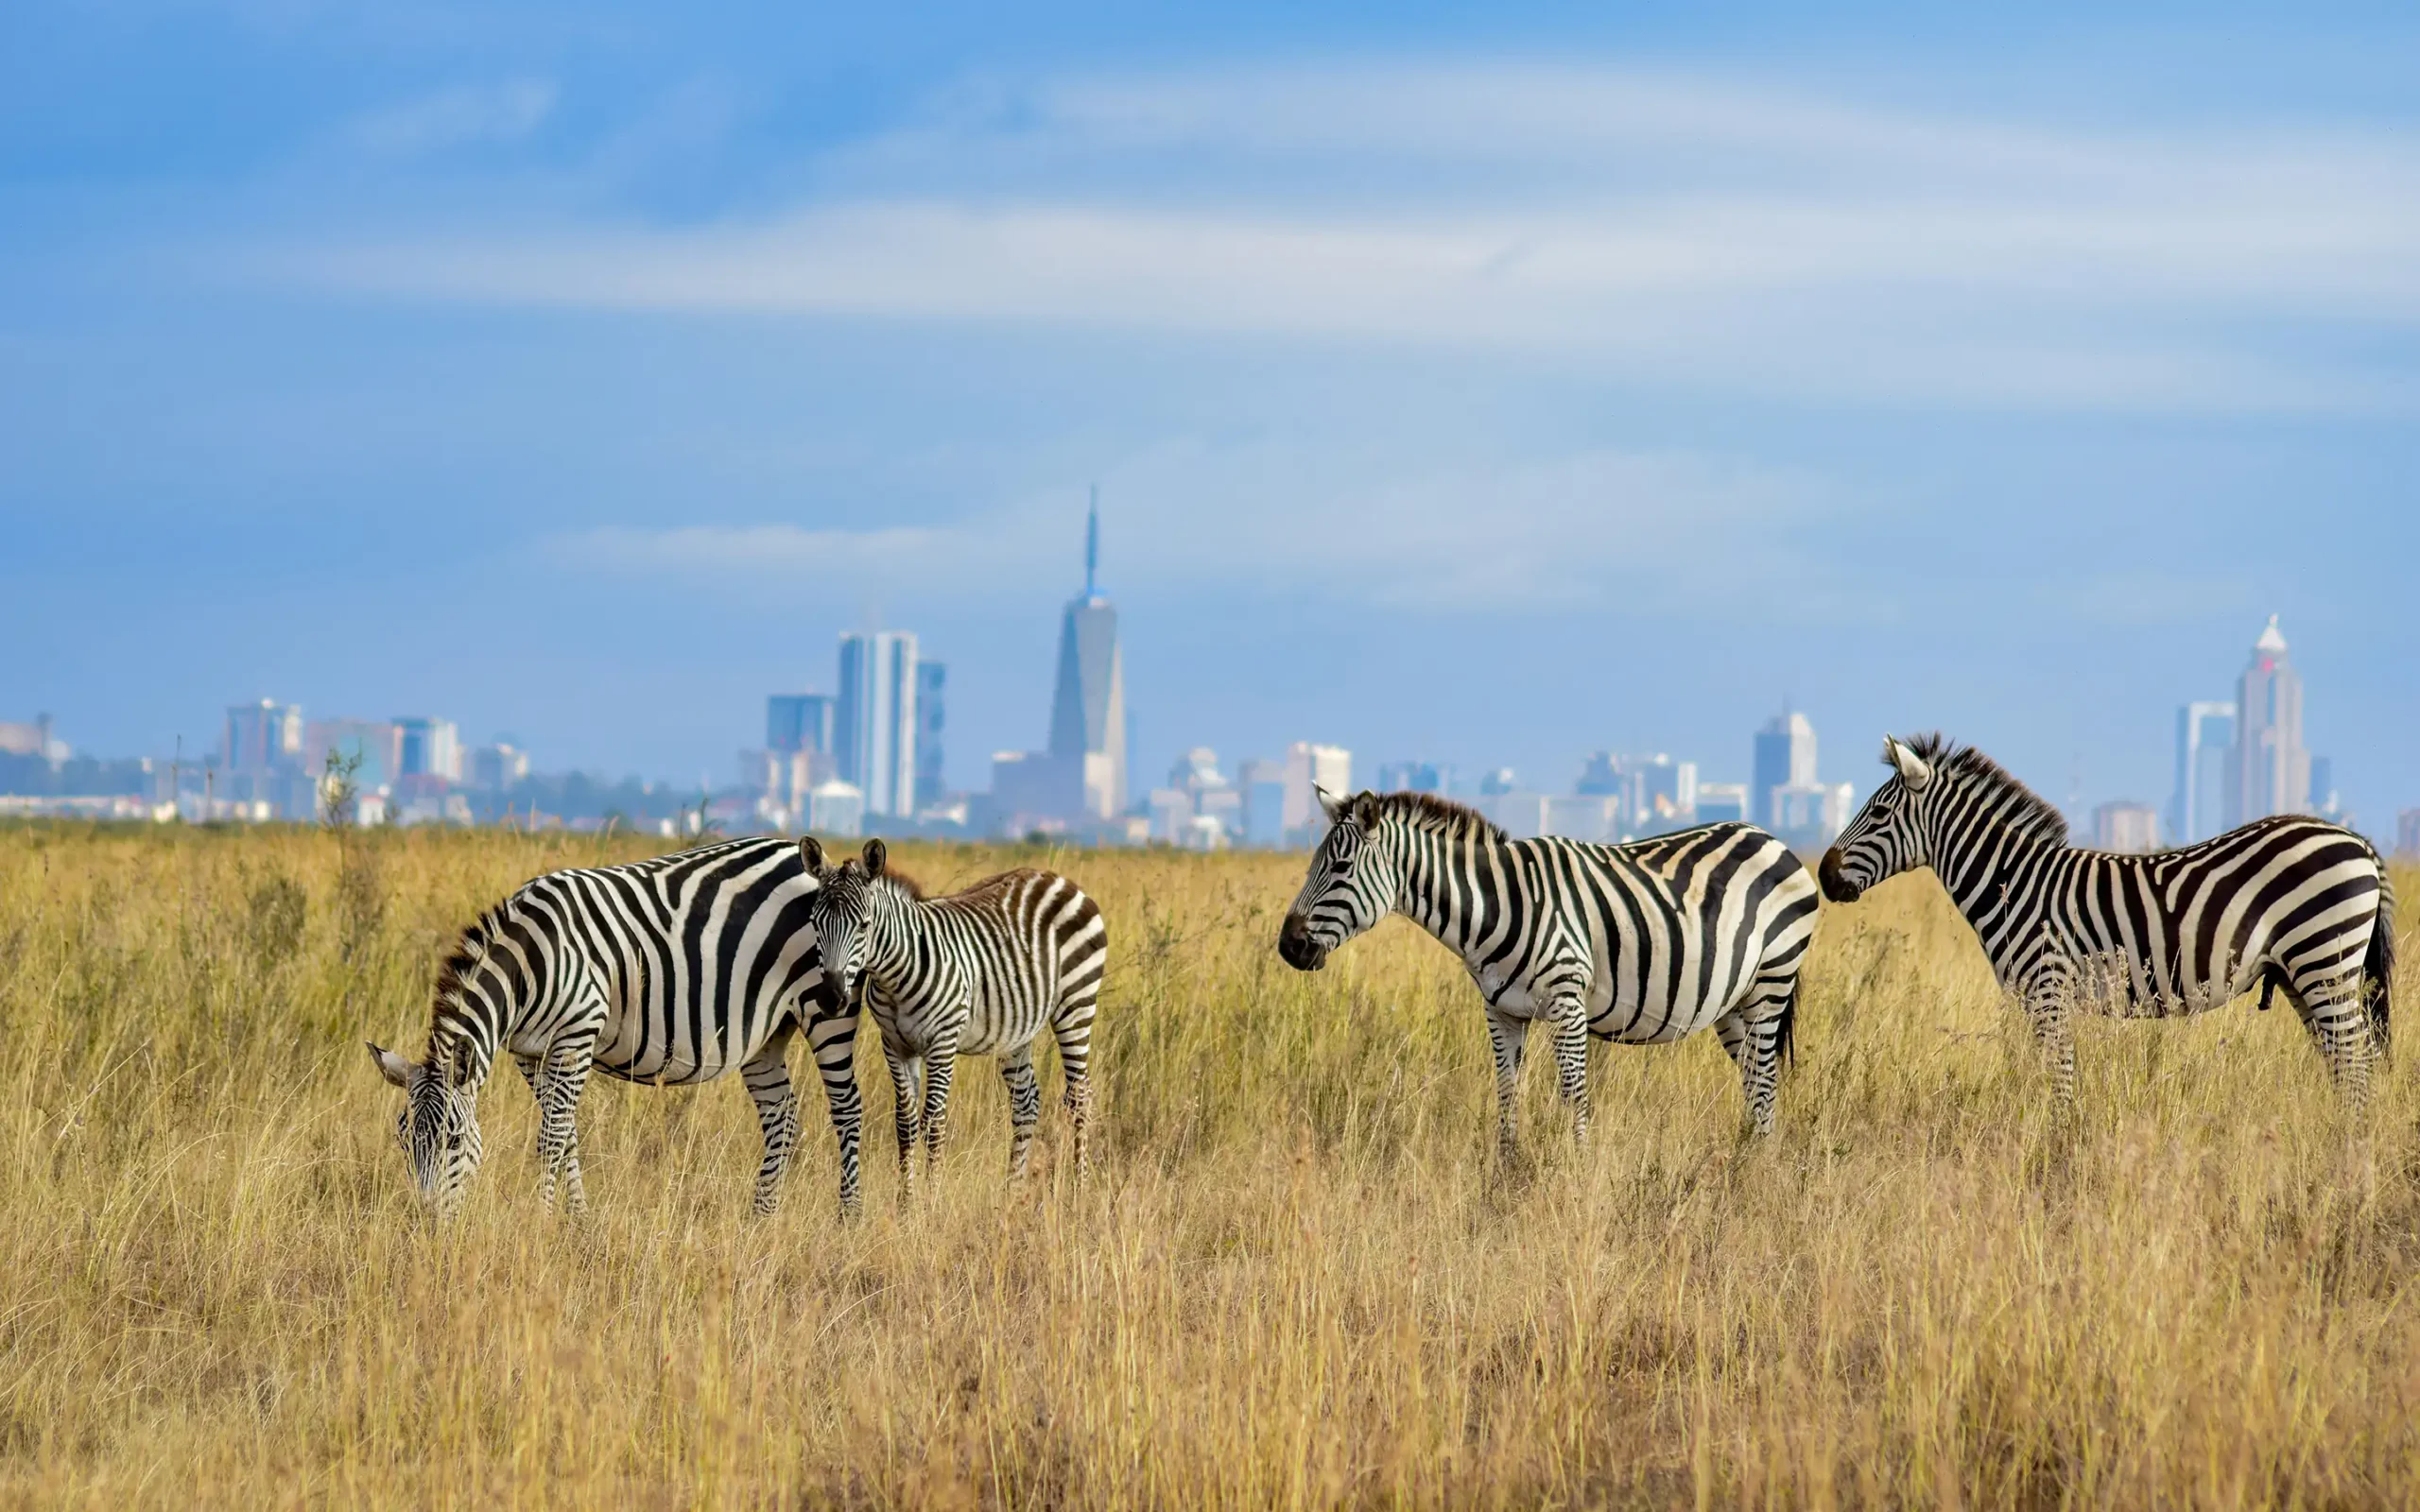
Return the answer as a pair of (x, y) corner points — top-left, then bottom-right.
(0, 823), (2413, 1508)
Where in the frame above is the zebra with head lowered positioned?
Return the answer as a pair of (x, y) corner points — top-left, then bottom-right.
(367, 835), (866, 1220)
(1820, 733), (2396, 1106)
(801, 837), (1105, 1192)
(1277, 791), (1822, 1154)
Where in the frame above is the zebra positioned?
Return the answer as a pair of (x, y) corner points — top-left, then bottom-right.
(1819, 733), (2397, 1106)
(1276, 790), (1822, 1154)
(800, 837), (1105, 1192)
(367, 834), (866, 1220)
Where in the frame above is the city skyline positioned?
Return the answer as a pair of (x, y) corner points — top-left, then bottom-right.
(0, 598), (2397, 849)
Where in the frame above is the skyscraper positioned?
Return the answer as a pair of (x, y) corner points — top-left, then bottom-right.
(1753, 710), (1818, 830)
(837, 631), (919, 818)
(2233, 615), (2308, 823)
(915, 662), (946, 805)
(1046, 495), (1128, 822)
(767, 694), (835, 756)
(1281, 742), (1352, 837)
(223, 700), (302, 772)
(394, 717), (461, 782)
(2169, 701), (2237, 844)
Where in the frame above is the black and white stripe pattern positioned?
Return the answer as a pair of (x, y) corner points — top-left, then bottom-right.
(368, 835), (864, 1219)
(803, 838), (1105, 1191)
(1820, 733), (2397, 1105)
(1277, 791), (1823, 1153)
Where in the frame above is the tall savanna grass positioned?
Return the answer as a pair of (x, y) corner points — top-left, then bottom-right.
(0, 823), (2412, 1507)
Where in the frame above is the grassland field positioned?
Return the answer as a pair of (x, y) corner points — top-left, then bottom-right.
(0, 822), (2414, 1508)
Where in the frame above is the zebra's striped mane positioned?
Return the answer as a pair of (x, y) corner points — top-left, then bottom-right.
(868, 864), (928, 902)
(1364, 791), (1508, 845)
(420, 905), (510, 1068)
(1910, 733), (2070, 848)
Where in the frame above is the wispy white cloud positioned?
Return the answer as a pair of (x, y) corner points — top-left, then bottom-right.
(348, 78), (557, 156)
(266, 60), (2420, 414)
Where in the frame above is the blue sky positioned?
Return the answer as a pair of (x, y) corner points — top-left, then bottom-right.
(5, 0), (2416, 823)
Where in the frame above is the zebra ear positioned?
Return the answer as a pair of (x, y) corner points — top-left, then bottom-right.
(1350, 792), (1383, 826)
(862, 838), (887, 877)
(1316, 786), (1345, 824)
(368, 1041), (411, 1089)
(799, 836), (824, 873)
(1884, 736), (1934, 793)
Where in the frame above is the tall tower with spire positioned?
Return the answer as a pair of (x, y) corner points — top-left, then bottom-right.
(1046, 490), (1128, 821)
(2231, 614), (2308, 824)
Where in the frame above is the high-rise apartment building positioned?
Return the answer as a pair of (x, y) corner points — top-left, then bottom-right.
(2233, 615), (2308, 823)
(1753, 711), (1818, 831)
(767, 694), (836, 756)
(915, 662), (946, 805)
(1694, 782), (1751, 825)
(2169, 701), (2237, 844)
(2092, 800), (2161, 853)
(394, 717), (461, 782)
(1282, 742), (1352, 838)
(1580, 751), (1698, 832)
(223, 700), (302, 773)
(837, 631), (919, 819)
(1238, 760), (1288, 848)
(1046, 500), (1127, 822)
(470, 742), (528, 792)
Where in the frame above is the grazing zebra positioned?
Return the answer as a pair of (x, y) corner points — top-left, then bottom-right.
(1819, 733), (2397, 1106)
(1276, 790), (1822, 1153)
(367, 835), (866, 1220)
(801, 838), (1105, 1191)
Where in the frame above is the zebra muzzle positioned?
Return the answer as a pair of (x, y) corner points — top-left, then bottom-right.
(1277, 917), (1327, 971)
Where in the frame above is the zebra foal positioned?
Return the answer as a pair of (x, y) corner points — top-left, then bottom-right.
(801, 838), (1105, 1191)
(1277, 790), (1822, 1153)
(1820, 733), (2396, 1107)
(367, 835), (866, 1219)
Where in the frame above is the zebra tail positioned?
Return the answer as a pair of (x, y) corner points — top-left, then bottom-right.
(2365, 872), (2396, 1060)
(1777, 976), (1800, 1072)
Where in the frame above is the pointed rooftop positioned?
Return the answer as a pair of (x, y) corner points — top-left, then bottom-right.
(2253, 614), (2288, 656)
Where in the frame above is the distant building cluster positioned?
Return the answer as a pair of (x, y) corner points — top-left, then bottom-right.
(1346, 706), (1855, 855)
(0, 703), (539, 825)
(6, 534), (2410, 854)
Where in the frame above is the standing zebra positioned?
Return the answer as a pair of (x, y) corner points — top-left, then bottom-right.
(1277, 791), (1822, 1153)
(367, 835), (866, 1219)
(801, 838), (1104, 1191)
(1820, 733), (2396, 1106)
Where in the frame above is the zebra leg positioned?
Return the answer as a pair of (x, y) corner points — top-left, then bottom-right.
(535, 1037), (596, 1217)
(1549, 997), (1591, 1146)
(879, 1034), (924, 1198)
(921, 1022), (963, 1172)
(512, 1054), (556, 1209)
(2292, 972), (2375, 1111)
(1000, 1042), (1043, 1179)
(1712, 1010), (1778, 1135)
(1738, 1010), (1789, 1136)
(740, 1022), (801, 1217)
(805, 1006), (865, 1218)
(1485, 1008), (1529, 1161)
(1050, 994), (1098, 1179)
(2022, 972), (2078, 1105)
